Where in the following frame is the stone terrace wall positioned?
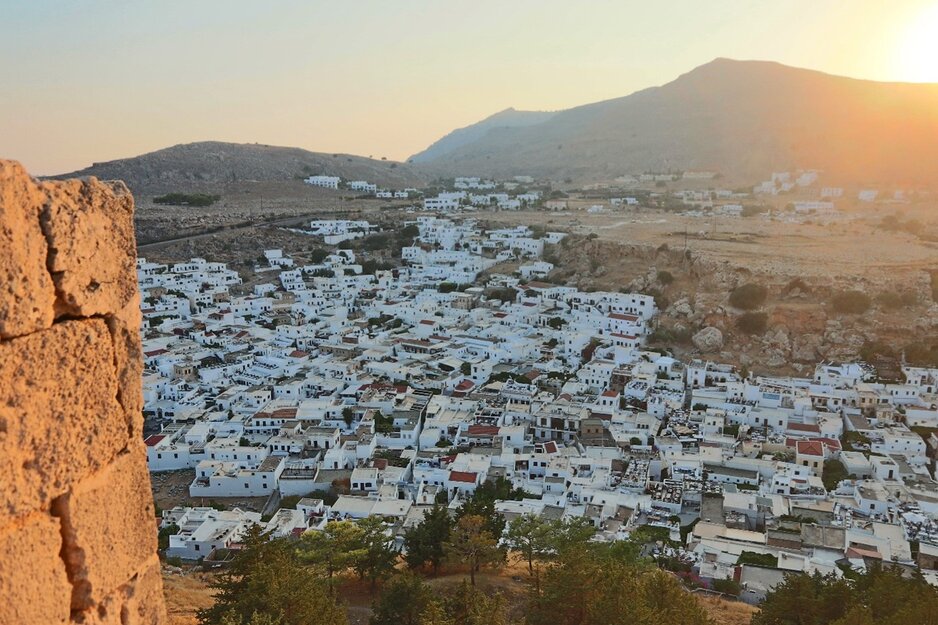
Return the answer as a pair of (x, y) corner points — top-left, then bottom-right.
(0, 160), (166, 624)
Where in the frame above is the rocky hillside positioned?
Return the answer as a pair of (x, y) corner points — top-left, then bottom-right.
(544, 235), (938, 376)
(53, 141), (431, 194)
(414, 58), (938, 185)
(410, 107), (557, 163)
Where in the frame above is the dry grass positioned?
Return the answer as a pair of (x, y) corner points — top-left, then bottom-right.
(162, 570), (217, 625)
(695, 594), (759, 625)
(162, 559), (758, 625)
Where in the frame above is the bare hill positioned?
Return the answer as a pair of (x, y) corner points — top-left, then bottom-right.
(54, 141), (430, 194)
(413, 58), (938, 185)
(411, 107), (557, 163)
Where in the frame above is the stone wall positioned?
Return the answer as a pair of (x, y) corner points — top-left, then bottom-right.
(0, 160), (166, 624)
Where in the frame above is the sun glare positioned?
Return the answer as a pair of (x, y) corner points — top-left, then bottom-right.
(896, 4), (938, 82)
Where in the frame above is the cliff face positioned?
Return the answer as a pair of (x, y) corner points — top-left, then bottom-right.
(0, 160), (165, 624)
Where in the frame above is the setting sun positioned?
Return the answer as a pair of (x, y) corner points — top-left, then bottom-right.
(896, 3), (938, 82)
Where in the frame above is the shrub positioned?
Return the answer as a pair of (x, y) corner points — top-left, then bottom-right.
(487, 287), (517, 303)
(153, 193), (220, 207)
(822, 459), (849, 491)
(904, 341), (938, 367)
(729, 283), (767, 310)
(712, 577), (742, 596)
(360, 232), (391, 251)
(737, 551), (777, 567)
(308, 248), (328, 263)
(736, 311), (768, 334)
(859, 340), (895, 362)
(831, 290), (871, 314)
(783, 277), (810, 294)
(657, 270), (674, 286)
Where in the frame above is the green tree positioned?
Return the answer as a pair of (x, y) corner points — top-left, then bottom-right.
(220, 611), (283, 625)
(445, 514), (503, 586)
(198, 525), (346, 625)
(354, 516), (398, 590)
(547, 517), (597, 557)
(527, 548), (709, 625)
(437, 580), (510, 625)
(370, 572), (434, 625)
(507, 514), (552, 574)
(297, 520), (366, 591)
(403, 504), (452, 572)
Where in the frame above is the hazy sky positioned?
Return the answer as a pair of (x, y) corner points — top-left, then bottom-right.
(3, 0), (938, 174)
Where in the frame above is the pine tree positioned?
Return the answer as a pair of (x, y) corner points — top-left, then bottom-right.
(403, 504), (452, 572)
(444, 514), (502, 586)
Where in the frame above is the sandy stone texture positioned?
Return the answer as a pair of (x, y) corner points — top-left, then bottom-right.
(0, 160), (56, 339)
(41, 176), (138, 319)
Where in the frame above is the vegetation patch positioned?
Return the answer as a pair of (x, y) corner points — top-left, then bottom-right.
(831, 290), (871, 314)
(153, 192), (220, 207)
(729, 283), (767, 310)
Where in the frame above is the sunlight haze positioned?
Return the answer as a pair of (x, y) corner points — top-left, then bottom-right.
(1, 0), (936, 174)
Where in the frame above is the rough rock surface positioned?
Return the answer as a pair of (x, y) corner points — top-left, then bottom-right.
(41, 177), (138, 318)
(0, 513), (72, 624)
(693, 326), (724, 353)
(0, 319), (128, 523)
(0, 160), (165, 624)
(0, 161), (56, 339)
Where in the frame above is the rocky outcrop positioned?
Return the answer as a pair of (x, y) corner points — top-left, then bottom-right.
(693, 326), (724, 353)
(0, 160), (165, 624)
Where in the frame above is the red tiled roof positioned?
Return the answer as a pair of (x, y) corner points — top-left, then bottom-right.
(602, 390), (618, 397)
(543, 441), (558, 454)
(609, 313), (639, 321)
(144, 435), (166, 447)
(788, 423), (821, 433)
(846, 546), (882, 560)
(796, 440), (824, 457)
(449, 470), (478, 483)
(467, 425), (499, 436)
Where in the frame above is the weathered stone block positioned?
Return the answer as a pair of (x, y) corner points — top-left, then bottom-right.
(119, 556), (167, 625)
(40, 177), (137, 319)
(0, 319), (129, 524)
(0, 160), (55, 339)
(57, 450), (158, 611)
(0, 513), (71, 625)
(68, 557), (166, 625)
(107, 298), (145, 440)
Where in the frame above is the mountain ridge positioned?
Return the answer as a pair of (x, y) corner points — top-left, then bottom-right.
(412, 58), (938, 184)
(53, 141), (431, 193)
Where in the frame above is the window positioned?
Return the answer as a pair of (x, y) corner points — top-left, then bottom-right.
(244, 483), (249, 489)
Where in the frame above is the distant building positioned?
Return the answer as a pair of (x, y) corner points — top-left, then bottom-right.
(305, 175), (340, 189)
